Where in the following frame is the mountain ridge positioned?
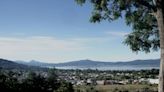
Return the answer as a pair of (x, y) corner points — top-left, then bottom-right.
(15, 59), (160, 67)
(0, 58), (47, 70)
(1, 58), (160, 70)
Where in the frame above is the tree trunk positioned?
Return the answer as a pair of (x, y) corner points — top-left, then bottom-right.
(156, 0), (164, 92)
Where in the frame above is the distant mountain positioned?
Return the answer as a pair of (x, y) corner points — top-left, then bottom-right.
(15, 60), (51, 67)
(54, 59), (160, 67)
(0, 58), (47, 70)
(0, 58), (29, 70)
(15, 59), (160, 68)
(118, 59), (160, 66)
(55, 59), (105, 66)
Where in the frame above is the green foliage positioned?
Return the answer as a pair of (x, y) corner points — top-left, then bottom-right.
(56, 82), (74, 92)
(75, 86), (99, 92)
(75, 0), (159, 53)
(0, 70), (74, 92)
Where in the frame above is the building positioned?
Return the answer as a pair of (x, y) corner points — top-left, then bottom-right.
(148, 79), (159, 84)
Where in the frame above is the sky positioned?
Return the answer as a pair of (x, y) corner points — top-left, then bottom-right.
(0, 0), (160, 63)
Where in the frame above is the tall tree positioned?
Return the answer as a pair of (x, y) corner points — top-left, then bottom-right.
(75, 0), (164, 92)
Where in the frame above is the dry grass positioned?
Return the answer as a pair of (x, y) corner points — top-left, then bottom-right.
(75, 84), (158, 92)
(96, 84), (157, 92)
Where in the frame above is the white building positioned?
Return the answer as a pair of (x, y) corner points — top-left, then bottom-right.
(148, 79), (159, 84)
(96, 80), (105, 85)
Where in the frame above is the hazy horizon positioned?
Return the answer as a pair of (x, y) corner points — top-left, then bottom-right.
(12, 58), (159, 64)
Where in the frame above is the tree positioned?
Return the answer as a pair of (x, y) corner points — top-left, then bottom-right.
(75, 0), (164, 92)
(56, 82), (74, 92)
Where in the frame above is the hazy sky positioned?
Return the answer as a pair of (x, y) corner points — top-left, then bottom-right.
(0, 0), (160, 63)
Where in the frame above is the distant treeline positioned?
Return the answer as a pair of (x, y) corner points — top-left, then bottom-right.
(58, 68), (159, 75)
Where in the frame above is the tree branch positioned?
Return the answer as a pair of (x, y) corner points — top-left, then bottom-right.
(137, 0), (156, 12)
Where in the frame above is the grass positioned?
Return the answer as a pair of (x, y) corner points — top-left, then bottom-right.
(74, 84), (158, 92)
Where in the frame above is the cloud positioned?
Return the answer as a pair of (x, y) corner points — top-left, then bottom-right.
(71, 37), (115, 43)
(106, 31), (129, 37)
(0, 36), (85, 58)
(0, 36), (159, 63)
(0, 36), (120, 62)
(0, 36), (112, 61)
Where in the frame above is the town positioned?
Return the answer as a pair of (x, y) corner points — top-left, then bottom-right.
(0, 68), (159, 86)
(56, 69), (159, 86)
(0, 67), (159, 92)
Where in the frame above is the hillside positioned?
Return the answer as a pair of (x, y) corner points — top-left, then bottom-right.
(15, 60), (51, 67)
(15, 59), (160, 68)
(54, 59), (160, 67)
(0, 58), (46, 70)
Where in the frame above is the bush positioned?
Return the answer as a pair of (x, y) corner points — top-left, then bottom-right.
(0, 70), (74, 92)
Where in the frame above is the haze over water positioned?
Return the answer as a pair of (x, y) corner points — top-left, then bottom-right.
(55, 65), (159, 70)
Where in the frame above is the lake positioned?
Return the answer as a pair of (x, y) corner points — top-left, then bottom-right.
(55, 65), (159, 70)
